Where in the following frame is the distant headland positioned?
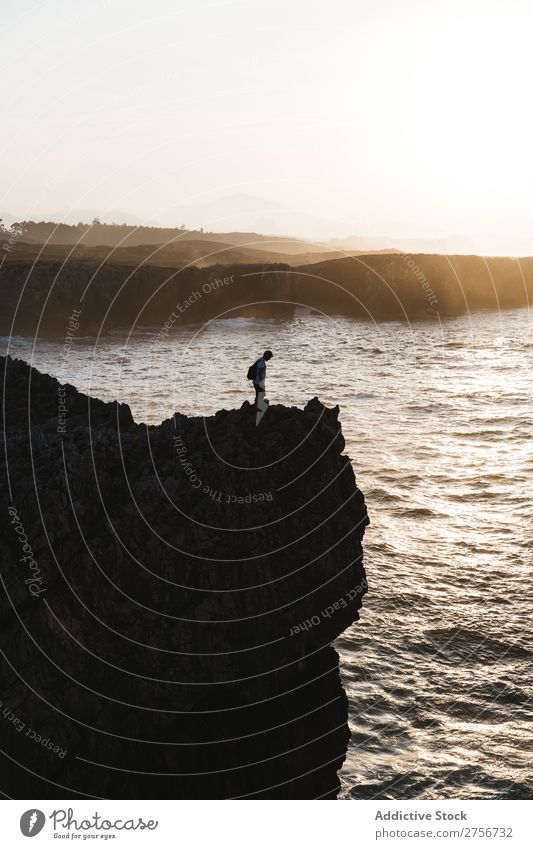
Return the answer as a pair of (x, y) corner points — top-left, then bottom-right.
(1, 220), (531, 336)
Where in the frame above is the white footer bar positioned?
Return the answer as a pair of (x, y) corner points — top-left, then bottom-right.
(2, 799), (531, 848)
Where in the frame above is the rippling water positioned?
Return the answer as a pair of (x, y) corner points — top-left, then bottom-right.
(3, 307), (532, 799)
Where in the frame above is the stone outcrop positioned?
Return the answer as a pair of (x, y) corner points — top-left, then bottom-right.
(2, 249), (531, 338)
(0, 356), (368, 799)
(295, 253), (533, 318)
(0, 260), (295, 337)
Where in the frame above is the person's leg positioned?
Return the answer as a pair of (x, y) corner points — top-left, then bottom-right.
(254, 383), (260, 408)
(255, 388), (268, 425)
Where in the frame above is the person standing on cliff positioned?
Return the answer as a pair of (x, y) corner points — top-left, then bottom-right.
(252, 349), (273, 424)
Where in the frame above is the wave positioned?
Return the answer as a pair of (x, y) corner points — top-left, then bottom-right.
(365, 486), (403, 503)
(437, 770), (533, 801)
(477, 681), (530, 706)
(393, 506), (442, 518)
(447, 490), (511, 502)
(405, 402), (453, 413)
(342, 771), (438, 800)
(412, 628), (531, 663)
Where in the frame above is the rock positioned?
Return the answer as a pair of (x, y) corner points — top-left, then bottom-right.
(107, 400), (134, 427)
(0, 355), (369, 799)
(0, 261), (296, 337)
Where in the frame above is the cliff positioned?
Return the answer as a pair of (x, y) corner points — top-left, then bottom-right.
(295, 253), (533, 318)
(0, 356), (368, 799)
(2, 249), (531, 338)
(0, 259), (294, 337)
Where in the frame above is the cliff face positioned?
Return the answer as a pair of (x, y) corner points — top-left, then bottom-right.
(0, 259), (295, 337)
(0, 356), (368, 799)
(296, 253), (533, 318)
(2, 249), (531, 339)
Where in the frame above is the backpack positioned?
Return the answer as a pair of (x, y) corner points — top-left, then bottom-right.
(247, 360), (258, 381)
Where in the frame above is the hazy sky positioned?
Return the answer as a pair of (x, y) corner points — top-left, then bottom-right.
(2, 0), (533, 251)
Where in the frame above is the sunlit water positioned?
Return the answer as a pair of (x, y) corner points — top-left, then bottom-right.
(3, 307), (532, 799)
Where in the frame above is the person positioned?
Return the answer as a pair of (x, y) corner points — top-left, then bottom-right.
(253, 349), (273, 422)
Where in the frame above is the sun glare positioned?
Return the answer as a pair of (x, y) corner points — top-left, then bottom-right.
(409, 12), (533, 187)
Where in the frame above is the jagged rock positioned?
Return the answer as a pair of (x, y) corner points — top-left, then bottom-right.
(0, 356), (368, 799)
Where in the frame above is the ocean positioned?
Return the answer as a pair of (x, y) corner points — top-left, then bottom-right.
(3, 306), (532, 799)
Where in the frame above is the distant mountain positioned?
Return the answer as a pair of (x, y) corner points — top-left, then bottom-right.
(7, 210), (524, 256)
(2, 239), (373, 269)
(5, 200), (533, 255)
(157, 192), (343, 239)
(1, 219), (340, 259)
(326, 234), (477, 254)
